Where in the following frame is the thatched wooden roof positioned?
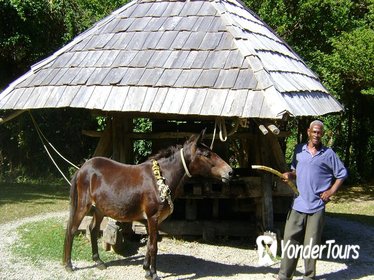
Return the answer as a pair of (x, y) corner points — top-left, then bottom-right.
(0, 0), (343, 119)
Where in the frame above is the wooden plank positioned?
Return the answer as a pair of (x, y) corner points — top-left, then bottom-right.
(145, 1), (169, 17)
(122, 87), (147, 111)
(141, 87), (158, 112)
(70, 86), (95, 108)
(200, 89), (227, 115)
(221, 89), (247, 116)
(86, 86), (112, 109)
(156, 69), (182, 87)
(1, 88), (26, 109)
(71, 68), (94, 85)
(180, 88), (207, 115)
(102, 67), (127, 85)
(199, 32), (222, 50)
(96, 50), (120, 67)
(214, 69), (240, 88)
(147, 50), (171, 68)
(233, 69), (257, 90)
(174, 69), (203, 88)
(87, 68), (111, 85)
(128, 50), (154, 67)
(195, 69), (220, 88)
(104, 87), (129, 111)
(138, 68), (164, 86)
(119, 68), (145, 86)
(156, 31), (178, 50)
(56, 86), (80, 107)
(133, 220), (257, 238)
(160, 88), (186, 114)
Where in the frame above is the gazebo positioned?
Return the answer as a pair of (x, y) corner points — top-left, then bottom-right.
(0, 0), (343, 238)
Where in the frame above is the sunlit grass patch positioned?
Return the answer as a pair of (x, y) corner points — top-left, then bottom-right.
(12, 218), (119, 265)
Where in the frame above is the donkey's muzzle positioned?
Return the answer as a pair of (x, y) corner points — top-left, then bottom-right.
(221, 168), (234, 183)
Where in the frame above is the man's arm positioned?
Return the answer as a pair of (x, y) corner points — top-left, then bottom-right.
(320, 178), (345, 202)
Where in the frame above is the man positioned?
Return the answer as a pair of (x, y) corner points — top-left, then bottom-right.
(276, 120), (348, 280)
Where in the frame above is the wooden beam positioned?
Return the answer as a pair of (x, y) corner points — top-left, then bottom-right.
(82, 130), (290, 139)
(0, 110), (26, 124)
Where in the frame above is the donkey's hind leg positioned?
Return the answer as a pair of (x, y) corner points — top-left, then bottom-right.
(63, 173), (93, 272)
(89, 209), (106, 270)
(63, 203), (91, 271)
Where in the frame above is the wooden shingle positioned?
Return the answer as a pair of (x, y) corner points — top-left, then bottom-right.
(0, 0), (343, 118)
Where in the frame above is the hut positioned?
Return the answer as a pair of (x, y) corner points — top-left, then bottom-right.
(0, 0), (343, 239)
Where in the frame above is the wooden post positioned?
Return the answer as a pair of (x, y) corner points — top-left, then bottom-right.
(109, 114), (134, 250)
(112, 114), (133, 163)
(93, 122), (113, 157)
(185, 199), (197, 221)
(260, 134), (274, 231)
(212, 199), (219, 219)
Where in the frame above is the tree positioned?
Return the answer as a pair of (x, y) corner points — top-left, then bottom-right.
(245, 0), (374, 181)
(0, 0), (128, 181)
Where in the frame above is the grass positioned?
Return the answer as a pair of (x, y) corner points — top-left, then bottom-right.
(0, 182), (119, 264)
(0, 182), (70, 224)
(326, 183), (374, 227)
(12, 217), (119, 264)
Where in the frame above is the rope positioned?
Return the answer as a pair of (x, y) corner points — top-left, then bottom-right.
(29, 112), (79, 186)
(180, 148), (192, 177)
(210, 118), (240, 149)
(210, 118), (227, 149)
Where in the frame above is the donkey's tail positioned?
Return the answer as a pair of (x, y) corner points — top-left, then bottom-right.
(63, 171), (78, 265)
(68, 171), (79, 224)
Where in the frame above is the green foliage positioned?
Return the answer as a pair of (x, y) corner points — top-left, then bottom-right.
(0, 0), (128, 87)
(61, 0), (129, 42)
(0, 109), (98, 181)
(329, 28), (374, 95)
(133, 118), (152, 164)
(245, 0), (374, 181)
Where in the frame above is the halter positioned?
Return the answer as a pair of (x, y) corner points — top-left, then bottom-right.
(180, 148), (192, 178)
(151, 159), (173, 213)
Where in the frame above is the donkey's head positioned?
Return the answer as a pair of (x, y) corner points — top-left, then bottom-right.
(183, 129), (233, 183)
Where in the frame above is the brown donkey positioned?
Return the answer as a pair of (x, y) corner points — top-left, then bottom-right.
(63, 129), (233, 280)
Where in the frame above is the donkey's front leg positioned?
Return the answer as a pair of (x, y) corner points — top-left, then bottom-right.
(143, 216), (160, 280)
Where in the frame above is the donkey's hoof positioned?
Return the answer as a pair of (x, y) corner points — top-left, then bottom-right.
(144, 271), (152, 279)
(64, 265), (74, 272)
(145, 272), (160, 280)
(96, 262), (107, 270)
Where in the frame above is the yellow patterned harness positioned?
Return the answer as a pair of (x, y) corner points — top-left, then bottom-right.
(151, 159), (173, 213)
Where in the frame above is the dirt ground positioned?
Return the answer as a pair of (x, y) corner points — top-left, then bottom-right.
(0, 211), (373, 280)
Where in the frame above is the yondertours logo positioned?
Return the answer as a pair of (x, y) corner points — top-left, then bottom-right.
(256, 233), (360, 266)
(281, 239), (360, 260)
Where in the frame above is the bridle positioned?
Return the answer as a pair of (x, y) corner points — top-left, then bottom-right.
(180, 148), (192, 178)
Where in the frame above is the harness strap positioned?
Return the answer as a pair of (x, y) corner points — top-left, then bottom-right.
(151, 159), (173, 213)
(180, 148), (192, 178)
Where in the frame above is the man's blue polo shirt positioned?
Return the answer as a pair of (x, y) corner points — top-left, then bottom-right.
(291, 143), (348, 214)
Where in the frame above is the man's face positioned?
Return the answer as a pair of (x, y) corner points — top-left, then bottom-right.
(307, 125), (324, 146)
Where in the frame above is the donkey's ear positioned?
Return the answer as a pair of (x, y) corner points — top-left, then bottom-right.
(195, 128), (206, 145)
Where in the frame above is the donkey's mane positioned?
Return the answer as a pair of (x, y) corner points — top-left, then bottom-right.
(149, 144), (183, 160)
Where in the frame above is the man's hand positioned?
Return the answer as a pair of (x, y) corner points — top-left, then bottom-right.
(320, 178), (345, 203)
(282, 171), (296, 182)
(320, 190), (332, 203)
